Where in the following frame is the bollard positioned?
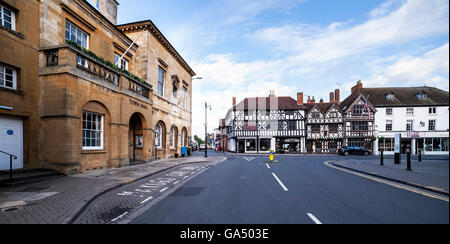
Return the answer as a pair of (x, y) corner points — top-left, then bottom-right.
(394, 153), (401, 164)
(407, 151), (412, 171)
(10, 155), (13, 182)
(418, 150), (422, 162)
(380, 150), (384, 166)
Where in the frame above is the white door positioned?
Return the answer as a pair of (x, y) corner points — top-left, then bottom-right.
(0, 115), (23, 170)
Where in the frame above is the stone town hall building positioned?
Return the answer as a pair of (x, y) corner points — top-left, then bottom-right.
(0, 0), (195, 174)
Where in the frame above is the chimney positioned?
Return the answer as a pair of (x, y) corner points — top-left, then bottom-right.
(320, 98), (324, 104)
(335, 89), (340, 103)
(297, 92), (304, 105)
(311, 96), (316, 104)
(98, 0), (119, 25)
(269, 90), (276, 98)
(330, 92), (335, 103)
(232, 97), (236, 106)
(351, 80), (363, 94)
(307, 96), (311, 104)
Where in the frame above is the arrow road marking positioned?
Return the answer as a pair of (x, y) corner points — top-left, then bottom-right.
(243, 157), (255, 161)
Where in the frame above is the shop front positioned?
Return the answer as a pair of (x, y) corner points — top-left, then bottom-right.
(276, 138), (302, 154)
(377, 131), (449, 155)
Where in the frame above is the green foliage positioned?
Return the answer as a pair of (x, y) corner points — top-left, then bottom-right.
(193, 135), (204, 145)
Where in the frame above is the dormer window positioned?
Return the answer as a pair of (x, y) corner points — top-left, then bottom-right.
(385, 93), (396, 100)
(416, 92), (427, 100)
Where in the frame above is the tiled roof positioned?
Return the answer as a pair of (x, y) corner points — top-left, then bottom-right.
(232, 96), (307, 111)
(342, 86), (449, 108)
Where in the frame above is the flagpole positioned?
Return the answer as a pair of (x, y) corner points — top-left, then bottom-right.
(116, 28), (146, 67)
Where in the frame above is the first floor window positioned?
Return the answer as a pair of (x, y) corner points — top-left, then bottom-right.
(158, 67), (165, 97)
(406, 120), (413, 131)
(0, 64), (17, 90)
(386, 120), (393, 131)
(82, 111), (104, 150)
(114, 53), (128, 70)
(329, 124), (339, 133)
(66, 21), (89, 49)
(406, 108), (414, 116)
(428, 120), (436, 131)
(311, 124), (320, 133)
(182, 87), (187, 109)
(0, 4), (15, 31)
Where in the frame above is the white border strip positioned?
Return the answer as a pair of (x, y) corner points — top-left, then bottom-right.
(307, 213), (322, 224)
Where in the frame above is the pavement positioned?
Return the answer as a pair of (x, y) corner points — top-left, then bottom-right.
(331, 155), (449, 195)
(0, 154), (225, 224)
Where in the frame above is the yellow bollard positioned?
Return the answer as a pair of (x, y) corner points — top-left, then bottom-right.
(270, 151), (274, 162)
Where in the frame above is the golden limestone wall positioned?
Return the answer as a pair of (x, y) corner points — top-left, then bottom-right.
(38, 0), (153, 174)
(122, 24), (193, 159)
(0, 0), (41, 169)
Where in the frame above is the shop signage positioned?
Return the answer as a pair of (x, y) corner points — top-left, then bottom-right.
(394, 134), (401, 153)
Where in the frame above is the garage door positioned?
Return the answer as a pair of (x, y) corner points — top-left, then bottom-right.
(0, 115), (23, 170)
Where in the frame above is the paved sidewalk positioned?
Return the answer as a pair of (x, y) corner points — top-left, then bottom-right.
(0, 156), (225, 224)
(332, 156), (449, 194)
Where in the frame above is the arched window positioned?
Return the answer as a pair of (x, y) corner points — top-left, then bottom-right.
(170, 126), (177, 148)
(181, 128), (187, 147)
(155, 123), (162, 148)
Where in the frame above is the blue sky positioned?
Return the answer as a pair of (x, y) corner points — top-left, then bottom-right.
(92, 0), (449, 138)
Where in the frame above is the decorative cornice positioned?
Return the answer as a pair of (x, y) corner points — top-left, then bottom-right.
(118, 20), (196, 77)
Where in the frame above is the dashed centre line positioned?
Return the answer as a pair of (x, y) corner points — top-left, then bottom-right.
(272, 173), (289, 191)
(307, 213), (322, 224)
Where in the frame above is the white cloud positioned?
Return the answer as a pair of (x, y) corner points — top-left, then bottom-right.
(364, 43), (449, 89)
(251, 0), (449, 63)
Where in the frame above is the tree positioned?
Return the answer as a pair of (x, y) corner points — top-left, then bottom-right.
(194, 135), (204, 145)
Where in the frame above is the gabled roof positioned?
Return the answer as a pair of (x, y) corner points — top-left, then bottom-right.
(117, 20), (196, 76)
(339, 92), (376, 112)
(231, 96), (307, 111)
(304, 103), (336, 115)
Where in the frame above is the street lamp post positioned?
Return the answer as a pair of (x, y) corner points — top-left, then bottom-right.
(205, 102), (212, 158)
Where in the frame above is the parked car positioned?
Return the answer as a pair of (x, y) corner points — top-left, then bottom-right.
(339, 146), (371, 156)
(199, 144), (206, 151)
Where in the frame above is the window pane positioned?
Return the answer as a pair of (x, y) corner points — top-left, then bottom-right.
(65, 22), (70, 40)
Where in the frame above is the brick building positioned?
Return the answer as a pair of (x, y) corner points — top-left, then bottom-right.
(0, 0), (194, 174)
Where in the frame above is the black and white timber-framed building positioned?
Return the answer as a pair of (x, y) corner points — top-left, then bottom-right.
(224, 91), (307, 154)
(305, 93), (344, 153)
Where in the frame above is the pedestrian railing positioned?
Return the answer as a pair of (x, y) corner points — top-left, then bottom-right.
(0, 150), (18, 182)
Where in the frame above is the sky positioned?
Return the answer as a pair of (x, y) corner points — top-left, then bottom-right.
(92, 0), (449, 138)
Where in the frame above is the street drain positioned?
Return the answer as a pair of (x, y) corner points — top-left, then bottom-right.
(2, 207), (18, 212)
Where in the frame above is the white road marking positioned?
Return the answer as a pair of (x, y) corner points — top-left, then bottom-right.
(307, 213), (322, 224)
(160, 187), (168, 192)
(243, 157), (255, 161)
(111, 212), (129, 222)
(140, 196), (153, 204)
(272, 173), (288, 191)
(266, 163), (270, 169)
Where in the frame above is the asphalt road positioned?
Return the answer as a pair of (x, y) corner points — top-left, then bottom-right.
(130, 151), (449, 224)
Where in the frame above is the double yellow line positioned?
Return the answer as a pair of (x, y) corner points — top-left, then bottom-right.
(324, 161), (449, 202)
